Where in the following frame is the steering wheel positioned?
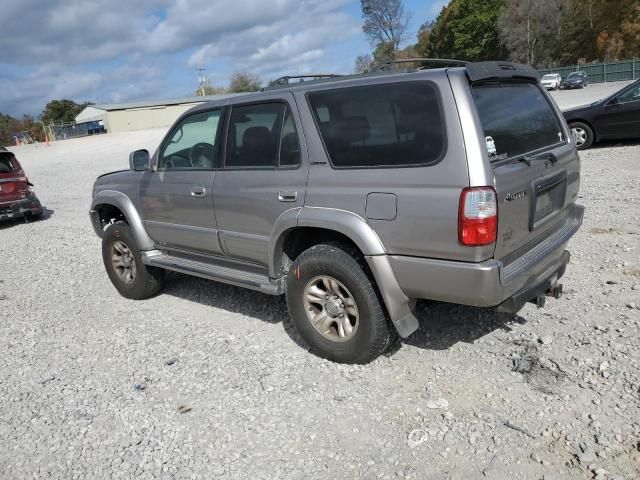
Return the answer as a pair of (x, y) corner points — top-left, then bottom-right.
(190, 142), (216, 168)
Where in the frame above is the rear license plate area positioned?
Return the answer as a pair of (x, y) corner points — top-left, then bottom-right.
(530, 171), (567, 230)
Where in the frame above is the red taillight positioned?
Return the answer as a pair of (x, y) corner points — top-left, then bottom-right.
(0, 176), (28, 199)
(458, 187), (498, 246)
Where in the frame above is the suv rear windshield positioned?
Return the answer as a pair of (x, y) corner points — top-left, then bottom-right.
(472, 81), (563, 161)
(308, 82), (445, 168)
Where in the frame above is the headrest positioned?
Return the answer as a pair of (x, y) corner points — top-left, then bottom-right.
(242, 127), (272, 150)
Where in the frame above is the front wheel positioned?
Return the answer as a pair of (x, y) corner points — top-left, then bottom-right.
(569, 121), (594, 150)
(285, 243), (394, 364)
(102, 221), (165, 299)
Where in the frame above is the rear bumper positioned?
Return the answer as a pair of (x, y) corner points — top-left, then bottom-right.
(388, 204), (584, 309)
(0, 195), (42, 221)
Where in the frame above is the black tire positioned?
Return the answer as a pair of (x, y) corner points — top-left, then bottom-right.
(569, 121), (594, 150)
(102, 221), (164, 299)
(285, 243), (395, 364)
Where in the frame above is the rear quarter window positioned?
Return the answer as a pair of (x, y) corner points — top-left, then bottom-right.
(472, 81), (564, 160)
(308, 82), (446, 168)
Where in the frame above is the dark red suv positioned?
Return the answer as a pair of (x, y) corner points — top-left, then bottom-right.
(0, 147), (43, 221)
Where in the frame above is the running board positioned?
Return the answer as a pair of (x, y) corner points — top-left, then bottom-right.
(142, 251), (284, 295)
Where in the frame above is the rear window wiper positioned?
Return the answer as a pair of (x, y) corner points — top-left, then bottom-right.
(515, 151), (558, 167)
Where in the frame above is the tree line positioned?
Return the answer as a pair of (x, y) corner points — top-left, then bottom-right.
(356, 0), (640, 72)
(0, 100), (93, 146)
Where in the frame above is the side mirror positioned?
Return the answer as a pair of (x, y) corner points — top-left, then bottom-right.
(129, 149), (150, 171)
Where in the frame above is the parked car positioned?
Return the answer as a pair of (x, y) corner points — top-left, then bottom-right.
(561, 71), (588, 89)
(541, 73), (562, 90)
(564, 78), (640, 149)
(0, 148), (43, 221)
(90, 60), (583, 364)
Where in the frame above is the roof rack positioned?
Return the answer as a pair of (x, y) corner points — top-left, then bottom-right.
(264, 74), (343, 91)
(373, 58), (469, 71)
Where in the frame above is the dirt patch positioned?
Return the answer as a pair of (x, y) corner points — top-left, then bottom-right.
(511, 339), (569, 395)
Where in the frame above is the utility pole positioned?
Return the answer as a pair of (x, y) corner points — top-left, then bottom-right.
(195, 68), (207, 96)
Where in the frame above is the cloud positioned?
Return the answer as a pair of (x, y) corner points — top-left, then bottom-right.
(0, 0), (163, 65)
(0, 0), (363, 116)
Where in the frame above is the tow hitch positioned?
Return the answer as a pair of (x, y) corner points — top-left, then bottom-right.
(531, 283), (563, 309)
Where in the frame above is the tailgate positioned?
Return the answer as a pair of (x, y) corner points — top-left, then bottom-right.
(471, 80), (581, 262)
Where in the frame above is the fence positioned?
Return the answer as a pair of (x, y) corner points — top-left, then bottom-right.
(45, 121), (106, 142)
(538, 58), (640, 83)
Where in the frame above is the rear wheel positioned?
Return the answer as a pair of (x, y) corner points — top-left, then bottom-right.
(285, 243), (394, 364)
(102, 221), (164, 299)
(569, 121), (594, 150)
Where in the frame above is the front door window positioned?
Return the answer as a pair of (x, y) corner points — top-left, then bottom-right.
(160, 110), (223, 170)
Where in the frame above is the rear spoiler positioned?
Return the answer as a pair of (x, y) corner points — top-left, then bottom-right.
(465, 62), (538, 82)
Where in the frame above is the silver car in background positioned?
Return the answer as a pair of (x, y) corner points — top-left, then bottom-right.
(541, 73), (562, 90)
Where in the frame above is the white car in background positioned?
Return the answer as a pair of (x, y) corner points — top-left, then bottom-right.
(541, 73), (562, 90)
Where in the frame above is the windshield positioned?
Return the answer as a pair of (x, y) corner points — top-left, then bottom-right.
(472, 81), (564, 161)
(567, 73), (581, 79)
(542, 75), (555, 80)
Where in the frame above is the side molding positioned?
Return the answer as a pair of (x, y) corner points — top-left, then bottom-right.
(90, 190), (155, 250)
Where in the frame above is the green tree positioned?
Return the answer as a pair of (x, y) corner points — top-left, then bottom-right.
(228, 72), (261, 93)
(41, 99), (92, 124)
(418, 0), (506, 61)
(372, 41), (395, 63)
(0, 113), (21, 147)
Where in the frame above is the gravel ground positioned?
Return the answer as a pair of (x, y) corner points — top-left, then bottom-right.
(1, 128), (639, 480)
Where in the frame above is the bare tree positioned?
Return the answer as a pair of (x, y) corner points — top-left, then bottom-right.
(354, 54), (374, 73)
(499, 0), (559, 66)
(361, 0), (411, 52)
(228, 72), (262, 93)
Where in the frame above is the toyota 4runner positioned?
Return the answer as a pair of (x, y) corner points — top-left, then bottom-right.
(90, 61), (583, 364)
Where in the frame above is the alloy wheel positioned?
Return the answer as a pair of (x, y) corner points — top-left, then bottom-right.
(111, 240), (137, 284)
(303, 275), (359, 342)
(571, 127), (587, 148)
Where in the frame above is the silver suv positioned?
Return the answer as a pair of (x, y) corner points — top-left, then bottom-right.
(90, 61), (583, 364)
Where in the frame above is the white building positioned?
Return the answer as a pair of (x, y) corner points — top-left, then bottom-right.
(75, 94), (240, 133)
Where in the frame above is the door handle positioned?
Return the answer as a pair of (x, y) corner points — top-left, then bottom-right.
(191, 187), (206, 197)
(278, 190), (298, 202)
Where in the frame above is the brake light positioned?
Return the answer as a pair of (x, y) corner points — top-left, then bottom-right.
(459, 187), (497, 246)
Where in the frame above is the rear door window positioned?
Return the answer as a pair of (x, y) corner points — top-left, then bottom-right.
(472, 81), (564, 161)
(308, 82), (445, 168)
